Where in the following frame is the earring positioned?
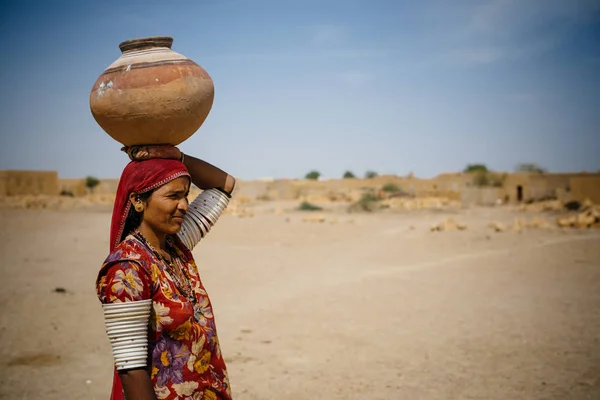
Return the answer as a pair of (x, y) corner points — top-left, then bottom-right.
(134, 201), (144, 212)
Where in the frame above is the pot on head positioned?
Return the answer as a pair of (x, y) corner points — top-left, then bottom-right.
(89, 36), (214, 146)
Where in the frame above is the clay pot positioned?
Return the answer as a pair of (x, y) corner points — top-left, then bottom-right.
(89, 36), (214, 146)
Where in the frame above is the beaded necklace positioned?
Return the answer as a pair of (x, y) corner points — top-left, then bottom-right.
(132, 230), (196, 305)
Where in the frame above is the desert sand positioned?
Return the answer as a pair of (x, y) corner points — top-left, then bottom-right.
(1, 203), (599, 399)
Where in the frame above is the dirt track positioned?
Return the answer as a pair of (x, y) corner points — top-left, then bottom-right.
(1, 206), (599, 399)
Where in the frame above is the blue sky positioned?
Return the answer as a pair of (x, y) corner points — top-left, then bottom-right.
(1, 0), (599, 179)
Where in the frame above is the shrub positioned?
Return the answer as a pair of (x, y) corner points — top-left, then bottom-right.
(297, 201), (323, 211)
(350, 192), (381, 212)
(365, 170), (378, 179)
(381, 183), (403, 193)
(343, 171), (356, 179)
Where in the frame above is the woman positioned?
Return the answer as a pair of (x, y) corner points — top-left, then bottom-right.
(96, 145), (235, 400)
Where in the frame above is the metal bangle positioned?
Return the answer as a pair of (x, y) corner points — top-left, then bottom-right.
(102, 299), (152, 371)
(177, 188), (230, 250)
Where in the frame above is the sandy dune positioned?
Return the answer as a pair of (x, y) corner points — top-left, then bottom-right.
(1, 205), (599, 399)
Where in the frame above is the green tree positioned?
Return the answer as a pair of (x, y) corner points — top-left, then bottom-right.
(365, 170), (378, 179)
(85, 176), (100, 194)
(343, 171), (356, 179)
(463, 164), (488, 173)
(305, 170), (321, 180)
(515, 163), (546, 174)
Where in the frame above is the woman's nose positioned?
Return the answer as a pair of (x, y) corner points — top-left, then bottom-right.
(179, 198), (189, 212)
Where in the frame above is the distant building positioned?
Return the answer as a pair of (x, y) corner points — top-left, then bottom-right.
(0, 170), (59, 196)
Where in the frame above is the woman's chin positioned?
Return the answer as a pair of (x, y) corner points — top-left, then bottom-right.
(171, 221), (184, 233)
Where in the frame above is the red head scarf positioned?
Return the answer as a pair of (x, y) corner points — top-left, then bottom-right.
(110, 159), (191, 252)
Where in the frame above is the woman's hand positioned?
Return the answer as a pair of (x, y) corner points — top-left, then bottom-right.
(121, 145), (182, 162)
(121, 145), (236, 195)
(118, 369), (158, 400)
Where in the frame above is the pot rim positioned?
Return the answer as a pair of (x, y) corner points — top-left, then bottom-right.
(119, 36), (174, 53)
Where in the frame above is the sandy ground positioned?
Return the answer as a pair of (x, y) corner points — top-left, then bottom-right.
(1, 204), (599, 400)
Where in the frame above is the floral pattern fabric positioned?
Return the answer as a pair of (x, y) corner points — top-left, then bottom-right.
(97, 234), (231, 400)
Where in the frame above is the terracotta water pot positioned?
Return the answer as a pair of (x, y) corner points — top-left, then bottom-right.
(89, 36), (214, 146)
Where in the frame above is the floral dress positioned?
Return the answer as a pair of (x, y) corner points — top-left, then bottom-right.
(96, 232), (231, 400)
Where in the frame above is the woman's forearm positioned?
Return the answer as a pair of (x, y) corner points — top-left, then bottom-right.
(118, 369), (158, 400)
(182, 154), (236, 194)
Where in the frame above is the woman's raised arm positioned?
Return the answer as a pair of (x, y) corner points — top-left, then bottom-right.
(182, 153), (236, 195)
(121, 145), (236, 195)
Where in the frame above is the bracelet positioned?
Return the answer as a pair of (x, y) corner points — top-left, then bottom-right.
(215, 186), (232, 199)
(102, 299), (152, 371)
(176, 188), (230, 250)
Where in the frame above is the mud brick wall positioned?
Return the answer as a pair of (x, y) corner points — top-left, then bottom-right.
(0, 171), (59, 196)
(570, 176), (600, 204)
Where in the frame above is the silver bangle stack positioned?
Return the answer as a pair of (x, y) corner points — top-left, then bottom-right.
(102, 299), (152, 371)
(177, 188), (230, 250)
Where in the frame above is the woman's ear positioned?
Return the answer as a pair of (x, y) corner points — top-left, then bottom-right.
(130, 192), (148, 213)
(129, 192), (138, 207)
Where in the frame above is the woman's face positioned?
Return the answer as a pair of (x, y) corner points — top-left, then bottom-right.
(134, 177), (190, 236)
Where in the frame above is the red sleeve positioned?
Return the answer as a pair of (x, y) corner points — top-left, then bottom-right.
(96, 261), (151, 304)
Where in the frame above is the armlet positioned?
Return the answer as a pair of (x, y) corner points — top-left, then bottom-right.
(177, 188), (230, 250)
(102, 299), (152, 371)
